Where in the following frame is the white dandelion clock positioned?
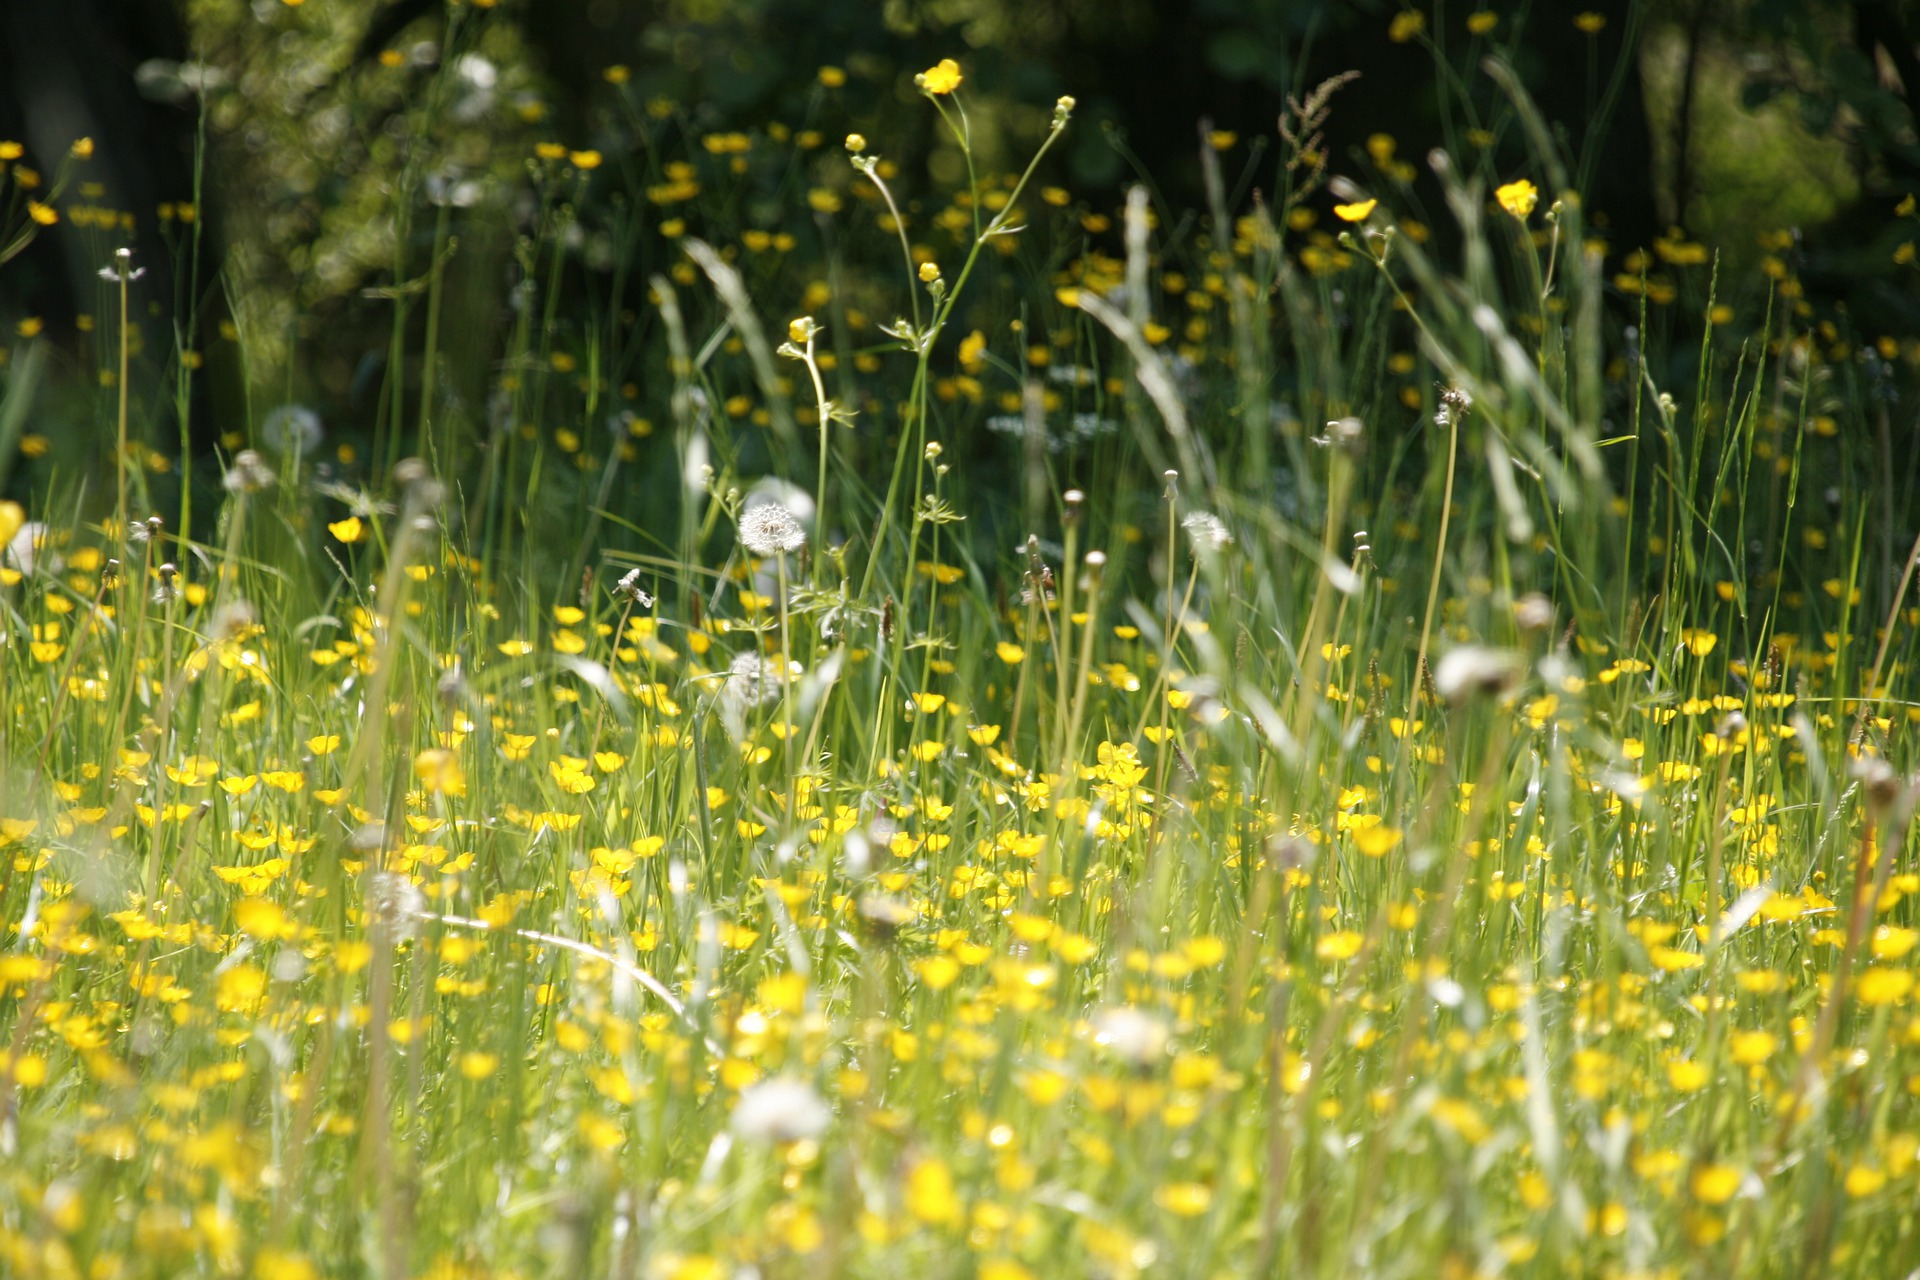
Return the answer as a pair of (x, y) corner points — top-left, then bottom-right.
(223, 450), (277, 494)
(719, 650), (794, 742)
(1093, 1005), (1169, 1068)
(731, 1077), (831, 1143)
(1180, 511), (1233, 556)
(260, 404), (324, 456)
(723, 652), (779, 712)
(1432, 645), (1525, 704)
(744, 477), (816, 531)
(738, 502), (806, 557)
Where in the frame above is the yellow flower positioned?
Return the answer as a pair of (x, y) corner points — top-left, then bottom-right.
(235, 898), (296, 940)
(1691, 1164), (1741, 1205)
(995, 641), (1026, 665)
(327, 516), (365, 543)
(906, 1157), (962, 1225)
(1667, 1058), (1709, 1091)
(918, 261), (941, 283)
(1649, 946), (1703, 972)
(1388, 11), (1426, 42)
(788, 316), (813, 345)
(1680, 628), (1718, 656)
(818, 66), (847, 88)
(1467, 11), (1497, 34)
(916, 955), (961, 990)
(256, 1249), (320, 1280)
(1495, 180), (1538, 219)
(569, 150), (602, 170)
(1845, 1165), (1888, 1197)
(1855, 967), (1914, 1006)
(1154, 1182), (1213, 1216)
(920, 58), (963, 95)
(458, 1052), (500, 1079)
(27, 201), (57, 226)
(1728, 1030), (1776, 1065)
(1574, 12), (1607, 33)
(1333, 199), (1378, 223)
(414, 748), (467, 797)
(959, 330), (987, 369)
(1352, 824), (1401, 857)
(1316, 930), (1363, 961)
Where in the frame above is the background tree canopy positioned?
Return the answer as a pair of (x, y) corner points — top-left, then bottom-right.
(1, 0), (1918, 468)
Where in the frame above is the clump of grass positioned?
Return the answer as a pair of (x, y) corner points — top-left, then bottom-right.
(2, 30), (1920, 1280)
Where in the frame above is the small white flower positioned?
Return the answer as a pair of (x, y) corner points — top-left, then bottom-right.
(731, 1077), (831, 1143)
(738, 502), (806, 556)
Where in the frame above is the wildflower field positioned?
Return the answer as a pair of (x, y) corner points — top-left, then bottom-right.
(5, 6), (1920, 1278)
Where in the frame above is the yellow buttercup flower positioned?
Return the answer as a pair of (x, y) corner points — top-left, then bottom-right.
(1495, 179), (1539, 219)
(1334, 199), (1378, 223)
(920, 59), (963, 95)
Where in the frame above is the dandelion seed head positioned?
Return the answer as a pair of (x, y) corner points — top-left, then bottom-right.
(1181, 511), (1233, 554)
(1093, 1006), (1169, 1067)
(614, 568), (654, 607)
(366, 870), (425, 939)
(731, 1077), (831, 1143)
(260, 404), (324, 455)
(1432, 645), (1525, 704)
(723, 652), (779, 711)
(739, 502), (806, 556)
(223, 450), (276, 494)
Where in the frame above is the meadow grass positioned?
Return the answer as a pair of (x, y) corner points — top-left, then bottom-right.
(3, 38), (1920, 1280)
